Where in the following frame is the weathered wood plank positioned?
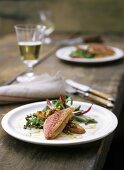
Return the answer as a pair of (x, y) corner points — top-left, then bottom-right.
(0, 33), (124, 170)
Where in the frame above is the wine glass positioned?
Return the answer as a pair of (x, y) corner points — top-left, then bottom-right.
(39, 10), (55, 44)
(14, 24), (46, 83)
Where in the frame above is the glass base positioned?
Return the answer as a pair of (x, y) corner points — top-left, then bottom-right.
(16, 72), (37, 83)
(43, 37), (52, 44)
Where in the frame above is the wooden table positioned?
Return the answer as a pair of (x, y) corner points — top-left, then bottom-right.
(0, 33), (124, 170)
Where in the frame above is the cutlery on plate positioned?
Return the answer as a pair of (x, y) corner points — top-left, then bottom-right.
(65, 86), (114, 108)
(66, 79), (115, 102)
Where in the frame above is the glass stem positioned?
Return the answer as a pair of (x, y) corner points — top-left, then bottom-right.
(26, 66), (34, 77)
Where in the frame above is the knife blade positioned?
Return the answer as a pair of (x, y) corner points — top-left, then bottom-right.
(66, 79), (115, 102)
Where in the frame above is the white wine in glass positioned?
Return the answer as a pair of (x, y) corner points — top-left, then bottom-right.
(15, 24), (46, 83)
(19, 41), (41, 67)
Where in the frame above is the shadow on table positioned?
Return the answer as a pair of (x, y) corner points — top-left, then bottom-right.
(58, 57), (124, 68)
(103, 104), (124, 170)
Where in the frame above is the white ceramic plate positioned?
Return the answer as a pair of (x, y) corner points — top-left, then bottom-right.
(1, 101), (118, 146)
(56, 45), (124, 63)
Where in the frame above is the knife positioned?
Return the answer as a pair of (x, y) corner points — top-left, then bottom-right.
(66, 79), (115, 102)
(66, 86), (114, 108)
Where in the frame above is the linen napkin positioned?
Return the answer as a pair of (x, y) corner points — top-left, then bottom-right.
(0, 73), (65, 104)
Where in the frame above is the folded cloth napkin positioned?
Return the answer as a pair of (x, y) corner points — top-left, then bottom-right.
(0, 73), (65, 104)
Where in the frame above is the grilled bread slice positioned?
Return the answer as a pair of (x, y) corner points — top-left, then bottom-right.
(44, 107), (74, 139)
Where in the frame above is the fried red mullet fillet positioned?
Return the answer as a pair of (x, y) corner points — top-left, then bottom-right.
(44, 107), (74, 139)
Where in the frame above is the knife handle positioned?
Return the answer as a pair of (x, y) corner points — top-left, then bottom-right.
(86, 93), (114, 108)
(89, 89), (115, 102)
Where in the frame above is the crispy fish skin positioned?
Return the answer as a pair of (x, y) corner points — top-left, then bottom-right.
(44, 107), (74, 139)
(88, 44), (115, 56)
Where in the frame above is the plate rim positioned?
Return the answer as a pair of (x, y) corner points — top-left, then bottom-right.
(1, 101), (118, 146)
(56, 45), (124, 63)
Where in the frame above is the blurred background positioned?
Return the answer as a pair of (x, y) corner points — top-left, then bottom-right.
(0, 0), (124, 37)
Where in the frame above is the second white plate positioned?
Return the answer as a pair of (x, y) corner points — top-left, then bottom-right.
(56, 45), (124, 63)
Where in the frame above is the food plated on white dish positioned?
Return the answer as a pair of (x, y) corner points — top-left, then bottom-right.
(1, 95), (118, 146)
(56, 44), (124, 63)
